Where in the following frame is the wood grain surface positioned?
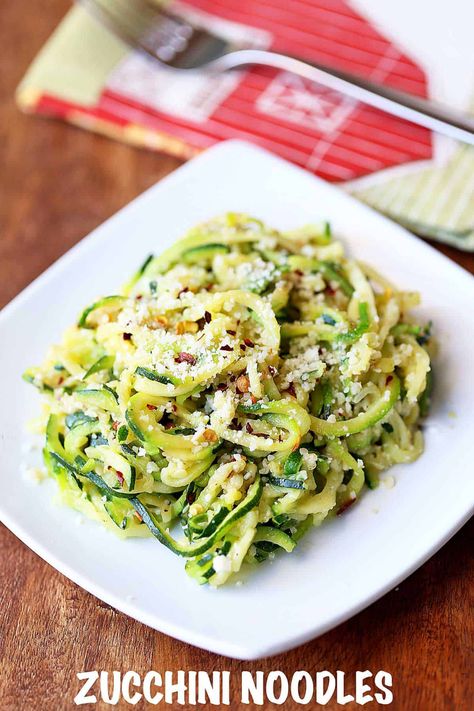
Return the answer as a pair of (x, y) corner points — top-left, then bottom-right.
(0, 2), (472, 709)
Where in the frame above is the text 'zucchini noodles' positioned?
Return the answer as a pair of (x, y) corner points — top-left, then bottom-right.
(25, 214), (433, 586)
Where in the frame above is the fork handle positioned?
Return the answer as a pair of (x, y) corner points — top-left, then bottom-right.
(215, 49), (474, 145)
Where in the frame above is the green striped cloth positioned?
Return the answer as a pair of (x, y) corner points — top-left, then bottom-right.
(351, 142), (474, 250)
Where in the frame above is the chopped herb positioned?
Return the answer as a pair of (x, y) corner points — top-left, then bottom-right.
(117, 425), (128, 442)
(170, 427), (195, 436)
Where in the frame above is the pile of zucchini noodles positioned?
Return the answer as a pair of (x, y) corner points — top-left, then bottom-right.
(25, 213), (433, 586)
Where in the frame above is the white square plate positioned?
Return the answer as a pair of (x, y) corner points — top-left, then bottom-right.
(1, 140), (473, 660)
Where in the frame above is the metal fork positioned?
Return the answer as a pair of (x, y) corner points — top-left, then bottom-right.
(78, 0), (474, 145)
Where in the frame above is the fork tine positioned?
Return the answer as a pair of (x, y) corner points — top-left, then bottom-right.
(79, 0), (166, 48)
(78, 0), (230, 68)
(116, 0), (229, 68)
(78, 0), (198, 64)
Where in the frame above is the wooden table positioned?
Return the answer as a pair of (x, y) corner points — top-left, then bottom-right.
(0, 2), (472, 708)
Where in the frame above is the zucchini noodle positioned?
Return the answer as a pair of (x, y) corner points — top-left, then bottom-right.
(24, 213), (434, 586)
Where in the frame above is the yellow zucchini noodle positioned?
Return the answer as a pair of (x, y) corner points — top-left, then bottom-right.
(25, 213), (434, 586)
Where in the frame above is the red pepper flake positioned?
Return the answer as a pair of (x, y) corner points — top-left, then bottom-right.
(337, 497), (357, 516)
(245, 422), (254, 434)
(204, 284), (213, 291)
(164, 421), (174, 430)
(268, 365), (277, 377)
(226, 329), (236, 336)
(250, 395), (258, 404)
(135, 294), (143, 301)
(294, 269), (304, 276)
(325, 285), (336, 295)
(229, 375), (236, 383)
(229, 417), (242, 431)
(204, 310), (212, 324)
(123, 332), (132, 341)
(58, 377), (64, 385)
(178, 287), (189, 297)
(146, 404), (157, 411)
(386, 375), (393, 384)
(240, 344), (246, 351)
(285, 383), (297, 398)
(220, 344), (233, 352)
(116, 471), (125, 486)
(111, 420), (119, 431)
(175, 352), (197, 365)
(134, 511), (143, 522)
(217, 383), (228, 391)
(244, 338), (255, 348)
(186, 490), (196, 505)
